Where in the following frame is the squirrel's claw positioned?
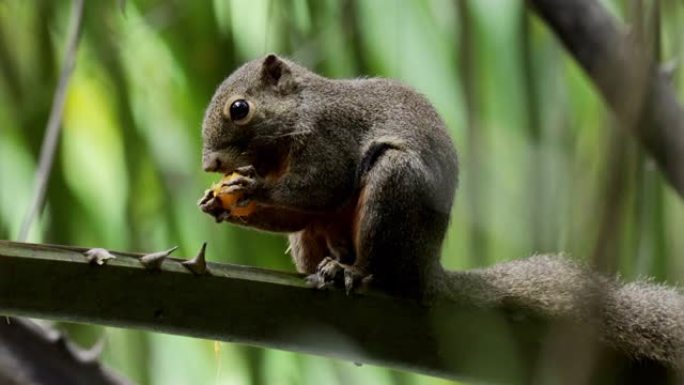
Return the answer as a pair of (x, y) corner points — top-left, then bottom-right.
(304, 273), (333, 289)
(234, 165), (256, 178)
(221, 174), (263, 209)
(221, 165), (262, 196)
(317, 256), (342, 281)
(197, 188), (214, 206)
(307, 257), (371, 295)
(221, 175), (257, 192)
(344, 270), (370, 295)
(198, 189), (227, 222)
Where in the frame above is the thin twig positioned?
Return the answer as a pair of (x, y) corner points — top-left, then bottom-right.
(18, 0), (85, 241)
(458, 0), (488, 266)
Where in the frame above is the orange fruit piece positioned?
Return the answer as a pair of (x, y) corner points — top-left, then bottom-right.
(212, 172), (257, 217)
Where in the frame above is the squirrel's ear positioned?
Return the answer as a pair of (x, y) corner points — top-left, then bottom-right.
(261, 54), (293, 89)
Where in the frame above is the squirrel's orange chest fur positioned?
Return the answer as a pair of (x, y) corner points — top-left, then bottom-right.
(286, 191), (362, 274)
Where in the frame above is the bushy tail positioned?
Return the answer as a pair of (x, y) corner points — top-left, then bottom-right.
(435, 254), (684, 370)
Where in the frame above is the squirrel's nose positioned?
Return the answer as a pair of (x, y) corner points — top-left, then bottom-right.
(202, 153), (222, 172)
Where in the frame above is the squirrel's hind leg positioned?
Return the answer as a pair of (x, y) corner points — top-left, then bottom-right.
(352, 149), (449, 298)
(295, 220), (361, 292)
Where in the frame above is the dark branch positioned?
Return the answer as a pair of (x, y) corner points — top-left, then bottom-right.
(0, 317), (133, 385)
(1, 241), (682, 384)
(528, 0), (684, 197)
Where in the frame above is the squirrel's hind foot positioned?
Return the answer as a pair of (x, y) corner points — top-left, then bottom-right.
(305, 257), (373, 295)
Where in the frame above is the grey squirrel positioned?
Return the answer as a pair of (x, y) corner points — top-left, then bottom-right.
(199, 53), (457, 298)
(198, 54), (684, 377)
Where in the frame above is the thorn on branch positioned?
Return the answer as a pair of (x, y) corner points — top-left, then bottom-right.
(182, 242), (208, 275)
(139, 246), (178, 271)
(83, 248), (116, 266)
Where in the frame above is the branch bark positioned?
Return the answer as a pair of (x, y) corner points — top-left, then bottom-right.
(527, 0), (684, 198)
(0, 241), (681, 384)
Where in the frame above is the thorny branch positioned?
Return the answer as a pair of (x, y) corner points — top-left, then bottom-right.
(1, 241), (683, 384)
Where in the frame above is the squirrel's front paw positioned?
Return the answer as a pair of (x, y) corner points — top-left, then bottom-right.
(198, 166), (261, 221)
(305, 257), (373, 295)
(220, 167), (262, 205)
(198, 189), (226, 222)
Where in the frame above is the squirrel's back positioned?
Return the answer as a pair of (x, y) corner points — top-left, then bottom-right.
(298, 75), (459, 212)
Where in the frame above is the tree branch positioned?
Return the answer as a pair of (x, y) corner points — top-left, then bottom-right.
(528, 0), (684, 197)
(0, 317), (133, 385)
(0, 241), (682, 384)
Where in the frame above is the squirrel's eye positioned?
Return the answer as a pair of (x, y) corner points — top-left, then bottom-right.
(230, 100), (249, 120)
(223, 97), (255, 125)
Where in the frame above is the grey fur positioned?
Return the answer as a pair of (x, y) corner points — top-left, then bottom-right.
(440, 255), (684, 372)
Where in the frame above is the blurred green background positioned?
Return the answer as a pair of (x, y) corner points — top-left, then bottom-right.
(1, 0), (684, 384)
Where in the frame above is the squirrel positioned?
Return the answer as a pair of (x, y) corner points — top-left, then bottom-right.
(198, 54), (684, 377)
(198, 53), (458, 299)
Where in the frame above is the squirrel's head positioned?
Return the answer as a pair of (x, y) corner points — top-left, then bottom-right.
(201, 54), (307, 174)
